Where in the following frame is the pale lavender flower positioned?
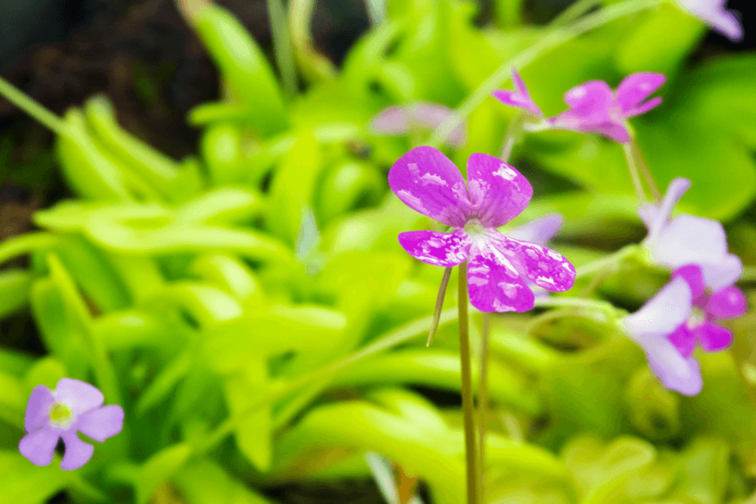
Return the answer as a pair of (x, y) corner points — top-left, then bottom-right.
(549, 73), (666, 143)
(677, 0), (743, 41)
(370, 102), (467, 148)
(621, 277), (702, 395)
(492, 69), (543, 117)
(389, 146), (575, 312)
(19, 378), (123, 470)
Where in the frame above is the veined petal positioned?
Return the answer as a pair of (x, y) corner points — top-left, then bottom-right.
(388, 146), (471, 227)
(695, 322), (733, 352)
(467, 246), (534, 313)
(397, 229), (471, 267)
(466, 153), (532, 228)
(77, 405), (125, 442)
(490, 233), (575, 292)
(55, 378), (104, 416)
(622, 278), (692, 339)
(616, 73), (666, 114)
(672, 265), (706, 300)
(60, 431), (95, 471)
(701, 253), (742, 291)
(507, 214), (563, 246)
(705, 286), (747, 319)
(649, 215), (728, 269)
(25, 385), (55, 433)
(19, 427), (59, 467)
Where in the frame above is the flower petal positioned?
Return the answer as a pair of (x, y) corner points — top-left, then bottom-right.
(397, 230), (471, 267)
(60, 431), (95, 471)
(705, 286), (747, 319)
(672, 265), (706, 300)
(679, 0), (744, 41)
(695, 322), (733, 352)
(388, 146), (471, 227)
(563, 81), (614, 115)
(370, 106), (410, 134)
(701, 253), (742, 291)
(512, 68), (530, 98)
(24, 385), (55, 433)
(624, 96), (663, 118)
(409, 103), (467, 147)
(55, 378), (104, 416)
(467, 247), (534, 313)
(77, 405), (125, 442)
(490, 233), (575, 292)
(616, 73), (666, 114)
(507, 214), (564, 246)
(643, 177), (691, 236)
(465, 154), (532, 228)
(668, 324), (697, 358)
(586, 121), (631, 143)
(19, 427), (59, 467)
(649, 215), (728, 269)
(622, 277), (692, 339)
(647, 345), (702, 396)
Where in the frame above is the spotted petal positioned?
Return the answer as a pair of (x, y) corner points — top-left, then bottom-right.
(19, 427), (59, 467)
(397, 229), (471, 267)
(55, 378), (104, 415)
(388, 146), (471, 227)
(466, 153), (532, 228)
(25, 385), (55, 433)
(467, 246), (534, 313)
(489, 233), (575, 292)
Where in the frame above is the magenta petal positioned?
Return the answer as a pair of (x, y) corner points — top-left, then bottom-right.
(60, 431), (95, 471)
(467, 248), (534, 313)
(55, 378), (104, 415)
(19, 427), (59, 467)
(507, 214), (563, 246)
(622, 278), (692, 339)
(465, 154), (532, 228)
(77, 405), (125, 442)
(647, 348), (702, 396)
(590, 121), (631, 143)
(371, 106), (410, 134)
(388, 146), (471, 228)
(24, 385), (55, 433)
(668, 324), (697, 358)
(397, 229), (471, 267)
(492, 90), (542, 116)
(491, 233), (575, 292)
(672, 265), (706, 300)
(701, 253), (742, 291)
(651, 215), (728, 269)
(695, 322), (733, 352)
(624, 96), (663, 118)
(616, 73), (666, 113)
(706, 286), (747, 319)
(512, 68), (530, 97)
(563, 81), (614, 115)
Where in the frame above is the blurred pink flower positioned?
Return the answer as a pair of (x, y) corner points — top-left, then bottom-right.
(371, 102), (467, 147)
(677, 0), (743, 41)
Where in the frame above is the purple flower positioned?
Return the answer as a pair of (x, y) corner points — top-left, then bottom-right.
(19, 378), (124, 470)
(370, 102), (467, 148)
(492, 69), (543, 117)
(667, 264), (746, 357)
(640, 178), (743, 287)
(507, 214), (564, 246)
(389, 146), (575, 312)
(548, 73), (666, 143)
(621, 277), (702, 395)
(677, 0), (743, 42)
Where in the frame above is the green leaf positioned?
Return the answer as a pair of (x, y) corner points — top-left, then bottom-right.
(0, 269), (31, 319)
(0, 371), (25, 429)
(0, 451), (71, 504)
(670, 437), (730, 504)
(135, 443), (192, 504)
(173, 459), (277, 504)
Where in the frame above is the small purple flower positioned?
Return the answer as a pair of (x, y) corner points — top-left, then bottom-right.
(667, 264), (746, 357)
(640, 178), (742, 286)
(370, 102), (467, 148)
(677, 0), (743, 42)
(621, 277), (703, 395)
(549, 73), (666, 143)
(389, 146), (575, 312)
(19, 378), (124, 470)
(507, 214), (564, 246)
(492, 69), (543, 117)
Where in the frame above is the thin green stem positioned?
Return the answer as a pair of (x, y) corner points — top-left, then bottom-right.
(477, 312), (491, 503)
(575, 244), (640, 279)
(267, 0), (298, 96)
(631, 137), (661, 202)
(458, 262), (478, 504)
(428, 267), (453, 346)
(499, 112), (523, 161)
(0, 75), (65, 134)
(622, 142), (648, 204)
(429, 0), (662, 147)
(533, 295), (618, 317)
(552, 0), (601, 25)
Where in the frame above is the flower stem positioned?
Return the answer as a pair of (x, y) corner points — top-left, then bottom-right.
(533, 296), (619, 317)
(0, 75), (64, 134)
(428, 267), (453, 346)
(499, 112), (523, 161)
(477, 312), (491, 503)
(552, 0), (601, 25)
(631, 138), (661, 202)
(622, 142), (648, 204)
(429, 0), (662, 147)
(458, 262), (478, 504)
(575, 244), (640, 279)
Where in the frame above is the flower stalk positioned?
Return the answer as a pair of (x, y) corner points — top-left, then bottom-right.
(458, 261), (479, 504)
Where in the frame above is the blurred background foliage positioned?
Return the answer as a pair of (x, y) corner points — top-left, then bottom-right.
(2, 0), (756, 503)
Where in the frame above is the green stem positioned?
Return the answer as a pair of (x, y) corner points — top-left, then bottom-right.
(267, 0), (298, 96)
(533, 295), (618, 317)
(622, 142), (648, 204)
(499, 112), (523, 161)
(477, 313), (491, 503)
(552, 0), (601, 25)
(0, 75), (65, 134)
(429, 0), (662, 147)
(631, 137), (661, 202)
(575, 244), (640, 279)
(458, 262), (478, 504)
(428, 267), (453, 346)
